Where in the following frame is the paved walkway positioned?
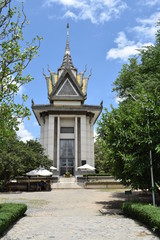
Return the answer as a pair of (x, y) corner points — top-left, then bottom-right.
(0, 189), (159, 240)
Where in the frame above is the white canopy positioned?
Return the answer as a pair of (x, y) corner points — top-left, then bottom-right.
(26, 167), (53, 177)
(50, 166), (57, 171)
(78, 164), (95, 171)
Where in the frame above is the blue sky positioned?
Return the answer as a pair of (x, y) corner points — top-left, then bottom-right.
(15, 0), (160, 141)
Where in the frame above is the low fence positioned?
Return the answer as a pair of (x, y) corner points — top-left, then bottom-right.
(6, 176), (59, 192)
(77, 176), (124, 189)
(85, 181), (124, 189)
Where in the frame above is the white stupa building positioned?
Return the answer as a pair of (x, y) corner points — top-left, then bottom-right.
(32, 24), (102, 176)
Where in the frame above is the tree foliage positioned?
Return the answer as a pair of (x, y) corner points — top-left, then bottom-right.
(0, 1), (51, 187)
(94, 140), (110, 174)
(97, 23), (160, 190)
(0, 0), (41, 143)
(0, 132), (52, 185)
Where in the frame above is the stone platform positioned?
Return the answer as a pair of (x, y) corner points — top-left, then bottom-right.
(51, 177), (84, 189)
(51, 176), (124, 189)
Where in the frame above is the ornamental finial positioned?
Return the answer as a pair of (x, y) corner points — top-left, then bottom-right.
(31, 99), (34, 106)
(65, 22), (70, 55)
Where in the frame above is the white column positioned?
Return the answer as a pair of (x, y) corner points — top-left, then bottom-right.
(43, 117), (48, 155)
(57, 116), (60, 171)
(81, 115), (86, 161)
(90, 123), (94, 167)
(74, 117), (77, 171)
(40, 121), (44, 147)
(86, 117), (91, 165)
(47, 115), (54, 161)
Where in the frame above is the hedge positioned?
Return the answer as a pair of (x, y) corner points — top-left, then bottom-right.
(122, 202), (160, 233)
(0, 203), (27, 236)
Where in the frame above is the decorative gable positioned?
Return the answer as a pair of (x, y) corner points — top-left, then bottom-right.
(56, 79), (78, 96)
(50, 70), (84, 102)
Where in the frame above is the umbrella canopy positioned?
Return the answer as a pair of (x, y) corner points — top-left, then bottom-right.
(78, 164), (95, 171)
(50, 166), (57, 171)
(26, 167), (53, 177)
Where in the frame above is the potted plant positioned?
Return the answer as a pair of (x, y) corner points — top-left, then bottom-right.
(65, 171), (70, 177)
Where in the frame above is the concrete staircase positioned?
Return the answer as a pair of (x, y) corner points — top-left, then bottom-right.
(51, 177), (84, 189)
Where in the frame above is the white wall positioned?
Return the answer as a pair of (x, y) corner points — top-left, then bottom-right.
(47, 115), (54, 161)
(43, 116), (48, 156)
(60, 117), (74, 127)
(57, 116), (60, 171)
(84, 117), (94, 167)
(90, 123), (94, 166)
(40, 114), (95, 171)
(54, 101), (81, 106)
(75, 117), (78, 171)
(40, 119), (44, 147)
(81, 116), (86, 161)
(86, 116), (91, 165)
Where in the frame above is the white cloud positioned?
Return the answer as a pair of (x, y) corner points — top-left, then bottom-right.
(33, 121), (39, 126)
(64, 10), (78, 20)
(106, 31), (153, 61)
(115, 96), (126, 104)
(17, 122), (34, 142)
(107, 45), (138, 61)
(43, 0), (127, 24)
(99, 12), (110, 23)
(44, 0), (84, 7)
(109, 11), (160, 62)
(17, 0), (26, 2)
(17, 85), (25, 96)
(140, 0), (160, 6)
(133, 12), (160, 41)
(114, 31), (134, 48)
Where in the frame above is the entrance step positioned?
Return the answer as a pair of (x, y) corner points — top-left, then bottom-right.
(59, 177), (76, 183)
(51, 177), (84, 189)
(51, 182), (84, 189)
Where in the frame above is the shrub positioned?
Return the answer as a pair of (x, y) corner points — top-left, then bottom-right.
(122, 202), (160, 233)
(0, 203), (27, 236)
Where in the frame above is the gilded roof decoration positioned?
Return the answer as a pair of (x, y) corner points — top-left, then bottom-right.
(43, 24), (92, 103)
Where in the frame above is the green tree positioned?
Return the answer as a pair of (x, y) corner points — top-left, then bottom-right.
(113, 24), (160, 98)
(97, 23), (160, 190)
(0, 0), (41, 143)
(94, 140), (110, 174)
(0, 132), (52, 186)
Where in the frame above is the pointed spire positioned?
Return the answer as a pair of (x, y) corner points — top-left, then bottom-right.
(65, 22), (70, 55)
(59, 23), (76, 71)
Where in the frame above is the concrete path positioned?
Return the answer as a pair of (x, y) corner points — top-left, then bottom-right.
(0, 189), (158, 240)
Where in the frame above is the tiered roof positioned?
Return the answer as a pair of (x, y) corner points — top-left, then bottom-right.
(43, 23), (92, 104)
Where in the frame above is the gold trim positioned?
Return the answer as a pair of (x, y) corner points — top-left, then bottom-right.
(49, 79), (52, 94)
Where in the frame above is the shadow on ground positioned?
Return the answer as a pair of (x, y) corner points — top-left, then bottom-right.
(96, 190), (160, 215)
